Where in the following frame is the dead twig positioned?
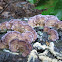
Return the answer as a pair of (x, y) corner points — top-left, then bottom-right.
(0, 3), (10, 14)
(0, 1), (17, 14)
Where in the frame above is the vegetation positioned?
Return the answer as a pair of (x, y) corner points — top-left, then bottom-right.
(28, 0), (62, 20)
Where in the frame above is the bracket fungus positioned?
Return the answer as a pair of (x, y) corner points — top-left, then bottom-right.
(0, 40), (7, 49)
(9, 39), (32, 57)
(45, 18), (59, 28)
(1, 30), (35, 45)
(0, 18), (38, 57)
(23, 25), (37, 41)
(0, 14), (61, 59)
(0, 19), (37, 41)
(48, 29), (59, 41)
(8, 19), (37, 41)
(22, 31), (34, 43)
(45, 15), (59, 19)
(0, 31), (33, 57)
(28, 14), (60, 41)
(43, 27), (59, 41)
(28, 14), (48, 28)
(6, 19), (28, 31)
(43, 26), (50, 32)
(28, 14), (60, 28)
(55, 21), (62, 29)
(0, 21), (8, 31)
(1, 31), (23, 45)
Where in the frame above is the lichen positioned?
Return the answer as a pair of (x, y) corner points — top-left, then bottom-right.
(28, 42), (62, 62)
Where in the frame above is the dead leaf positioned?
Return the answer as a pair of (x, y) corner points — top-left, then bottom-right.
(0, 6), (3, 9)
(2, 11), (11, 18)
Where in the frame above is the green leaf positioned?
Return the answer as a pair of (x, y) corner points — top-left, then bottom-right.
(28, 0), (62, 20)
(53, 8), (62, 20)
(42, 7), (54, 15)
(36, 0), (62, 20)
(35, 0), (58, 9)
(28, 0), (39, 4)
(54, 0), (62, 20)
